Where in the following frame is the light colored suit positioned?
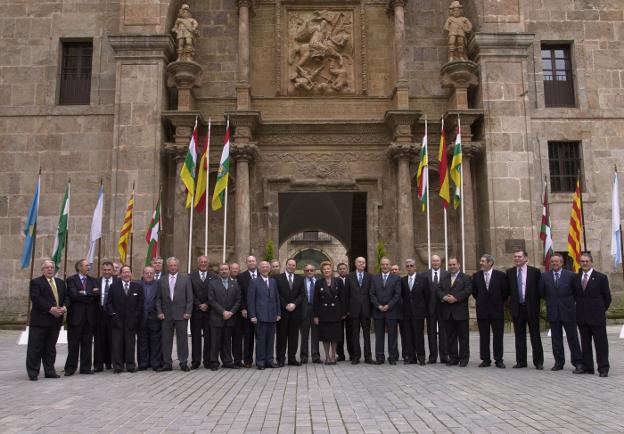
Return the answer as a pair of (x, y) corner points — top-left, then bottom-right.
(157, 273), (193, 368)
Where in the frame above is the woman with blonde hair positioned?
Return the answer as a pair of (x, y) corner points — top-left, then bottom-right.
(313, 261), (346, 364)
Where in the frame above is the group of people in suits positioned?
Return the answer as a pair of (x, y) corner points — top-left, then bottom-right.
(26, 249), (612, 380)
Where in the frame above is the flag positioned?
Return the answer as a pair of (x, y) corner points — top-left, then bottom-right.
(566, 179), (583, 272)
(194, 125), (210, 213)
(145, 198), (161, 266)
(86, 184), (104, 266)
(438, 119), (450, 209)
(180, 119), (198, 208)
(20, 175), (41, 269)
(450, 122), (462, 209)
(211, 120), (230, 211)
(540, 184), (554, 271)
(611, 170), (622, 267)
(51, 181), (70, 272)
(117, 190), (134, 265)
(416, 123), (429, 212)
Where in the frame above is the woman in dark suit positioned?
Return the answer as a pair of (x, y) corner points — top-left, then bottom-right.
(313, 261), (345, 364)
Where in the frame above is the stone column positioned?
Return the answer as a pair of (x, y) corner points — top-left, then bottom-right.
(387, 0), (409, 109)
(441, 61), (479, 110)
(236, 0), (253, 110)
(231, 143), (258, 266)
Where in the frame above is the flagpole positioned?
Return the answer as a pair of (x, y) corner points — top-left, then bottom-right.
(97, 178), (103, 275)
(26, 167), (42, 326)
(578, 170), (587, 252)
(204, 118), (211, 257)
(129, 181), (134, 270)
(458, 114), (465, 268)
(188, 189), (195, 274)
(425, 117), (431, 268)
(63, 178), (71, 280)
(441, 116), (448, 271)
(222, 185), (228, 263)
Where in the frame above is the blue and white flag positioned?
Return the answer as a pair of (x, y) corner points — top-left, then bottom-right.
(20, 175), (41, 268)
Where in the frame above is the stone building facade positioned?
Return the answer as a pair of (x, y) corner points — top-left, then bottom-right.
(1, 0), (623, 323)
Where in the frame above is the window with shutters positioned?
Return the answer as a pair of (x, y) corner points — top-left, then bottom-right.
(541, 44), (575, 107)
(58, 41), (93, 105)
(548, 141), (583, 193)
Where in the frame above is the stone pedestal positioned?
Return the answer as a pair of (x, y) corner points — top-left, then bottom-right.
(166, 61), (203, 111)
(441, 61), (479, 110)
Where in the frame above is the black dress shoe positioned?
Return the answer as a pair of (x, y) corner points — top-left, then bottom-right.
(535, 364), (544, 370)
(28, 375), (38, 381)
(278, 362), (285, 367)
(312, 359), (322, 364)
(440, 358), (449, 364)
(230, 364), (242, 369)
(45, 373), (60, 379)
(375, 360), (384, 365)
(495, 362), (506, 369)
(257, 366), (265, 370)
(300, 358), (308, 364)
(210, 365), (220, 371)
(337, 355), (346, 362)
(582, 370), (595, 374)
(478, 361), (491, 368)
(572, 367), (585, 374)
(94, 367), (104, 373)
(64, 370), (75, 377)
(418, 360), (426, 366)
(244, 362), (253, 368)
(388, 359), (396, 365)
(512, 363), (527, 369)
(138, 367), (148, 371)
(599, 371), (608, 377)
(551, 365), (563, 371)
(126, 368), (135, 373)
(161, 366), (173, 372)
(446, 360), (459, 366)
(180, 364), (190, 372)
(80, 370), (94, 375)
(266, 363), (279, 368)
(459, 361), (468, 367)
(288, 361), (302, 366)
(427, 359), (437, 364)
(351, 359), (360, 365)
(364, 359), (375, 365)
(191, 363), (200, 370)
(233, 362), (244, 368)
(113, 369), (122, 374)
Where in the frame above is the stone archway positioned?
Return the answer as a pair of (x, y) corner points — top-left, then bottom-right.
(278, 231), (349, 272)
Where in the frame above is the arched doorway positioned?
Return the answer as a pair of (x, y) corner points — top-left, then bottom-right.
(279, 231), (348, 272)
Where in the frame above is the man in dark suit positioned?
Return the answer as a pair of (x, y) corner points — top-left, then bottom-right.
(425, 255), (450, 364)
(151, 256), (164, 281)
(247, 261), (281, 370)
(336, 262), (353, 362)
(107, 265), (144, 373)
(64, 259), (99, 376)
(506, 249), (543, 369)
(94, 261), (116, 372)
(157, 256), (193, 371)
(270, 260), (281, 277)
(401, 259), (430, 365)
(190, 255), (217, 369)
(438, 257), (472, 367)
(472, 254), (509, 368)
(276, 258), (304, 366)
(300, 264), (321, 363)
(26, 259), (69, 381)
(207, 263), (242, 370)
(539, 253), (584, 373)
(370, 257), (402, 364)
(229, 262), (244, 367)
(237, 255), (258, 368)
(136, 265), (163, 371)
(345, 256), (374, 364)
(574, 253), (611, 377)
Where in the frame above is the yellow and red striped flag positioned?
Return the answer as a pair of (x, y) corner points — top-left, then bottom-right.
(566, 179), (583, 272)
(118, 190), (134, 265)
(438, 118), (450, 209)
(194, 121), (210, 213)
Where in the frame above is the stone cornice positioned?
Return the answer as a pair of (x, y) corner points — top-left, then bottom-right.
(108, 34), (176, 61)
(231, 143), (259, 162)
(469, 32), (535, 61)
(387, 142), (420, 162)
(162, 110), (208, 129)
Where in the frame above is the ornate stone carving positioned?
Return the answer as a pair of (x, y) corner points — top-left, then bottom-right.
(287, 9), (355, 95)
(166, 60), (203, 111)
(261, 133), (389, 146)
(444, 1), (472, 62)
(440, 60), (478, 110)
(231, 143), (259, 162)
(295, 161), (350, 179)
(172, 4), (199, 61)
(257, 151), (386, 163)
(386, 143), (419, 162)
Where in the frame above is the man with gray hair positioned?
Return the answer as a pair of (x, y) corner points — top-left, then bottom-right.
(472, 254), (509, 368)
(157, 257), (193, 371)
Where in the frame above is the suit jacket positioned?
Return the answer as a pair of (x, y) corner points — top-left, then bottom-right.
(401, 273), (430, 320)
(29, 275), (69, 328)
(506, 265), (542, 319)
(370, 273), (402, 320)
(138, 279), (159, 321)
(437, 272), (472, 321)
(276, 272), (305, 319)
(313, 277), (345, 322)
(237, 269), (257, 312)
(190, 269), (218, 318)
(247, 276), (280, 323)
(106, 280), (144, 329)
(574, 270), (611, 326)
(66, 273), (99, 327)
(472, 269), (509, 320)
(96, 276), (119, 310)
(539, 269), (576, 323)
(208, 278), (241, 327)
(425, 268), (451, 317)
(345, 271), (372, 318)
(156, 273), (193, 321)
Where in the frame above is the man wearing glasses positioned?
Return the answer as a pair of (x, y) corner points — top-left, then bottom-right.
(300, 265), (321, 363)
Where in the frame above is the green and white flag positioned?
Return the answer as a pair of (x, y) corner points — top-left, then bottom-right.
(51, 181), (70, 272)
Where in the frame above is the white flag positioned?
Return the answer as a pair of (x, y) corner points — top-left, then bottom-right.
(86, 185), (104, 266)
(612, 171), (622, 267)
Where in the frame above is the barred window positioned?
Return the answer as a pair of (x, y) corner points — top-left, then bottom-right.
(59, 41), (92, 105)
(548, 141), (582, 193)
(541, 44), (575, 107)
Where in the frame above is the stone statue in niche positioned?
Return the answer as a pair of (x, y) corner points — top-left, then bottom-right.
(288, 9), (354, 95)
(444, 1), (472, 62)
(172, 4), (200, 61)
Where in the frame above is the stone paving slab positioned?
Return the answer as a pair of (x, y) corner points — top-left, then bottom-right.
(1, 330), (623, 433)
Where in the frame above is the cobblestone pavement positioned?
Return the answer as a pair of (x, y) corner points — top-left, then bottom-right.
(1, 329), (623, 433)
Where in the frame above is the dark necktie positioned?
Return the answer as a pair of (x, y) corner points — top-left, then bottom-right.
(433, 271), (438, 285)
(517, 268), (524, 303)
(358, 272), (363, 286)
(81, 276), (86, 291)
(554, 272), (560, 288)
(582, 273), (588, 290)
(308, 278), (314, 303)
(124, 283), (129, 295)
(103, 278), (110, 306)
(288, 273), (293, 289)
(383, 274), (387, 287)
